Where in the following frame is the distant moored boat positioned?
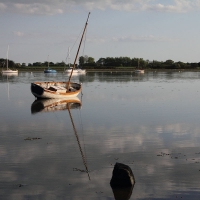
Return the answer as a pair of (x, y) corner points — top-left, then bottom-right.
(134, 69), (144, 73)
(44, 55), (57, 73)
(1, 45), (18, 74)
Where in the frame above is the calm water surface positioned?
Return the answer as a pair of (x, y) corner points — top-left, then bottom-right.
(1, 71), (200, 200)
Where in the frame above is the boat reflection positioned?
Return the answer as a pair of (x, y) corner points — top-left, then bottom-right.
(1, 73), (18, 100)
(31, 97), (90, 180)
(31, 97), (81, 114)
(44, 73), (57, 77)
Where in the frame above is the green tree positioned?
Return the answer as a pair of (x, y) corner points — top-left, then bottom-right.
(164, 60), (174, 65)
(87, 57), (95, 63)
(33, 62), (42, 66)
(104, 57), (115, 66)
(131, 58), (139, 67)
(79, 56), (85, 66)
(96, 58), (105, 66)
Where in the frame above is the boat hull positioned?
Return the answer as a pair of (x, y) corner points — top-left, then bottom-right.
(2, 69), (18, 74)
(44, 69), (57, 73)
(31, 81), (82, 99)
(65, 69), (86, 74)
(134, 70), (144, 73)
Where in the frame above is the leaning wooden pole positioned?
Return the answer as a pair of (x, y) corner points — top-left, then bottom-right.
(67, 12), (90, 90)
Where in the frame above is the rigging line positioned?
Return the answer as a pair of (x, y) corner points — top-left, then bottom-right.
(74, 105), (86, 163)
(77, 100), (84, 133)
(75, 105), (87, 165)
(66, 26), (85, 62)
(79, 109), (89, 168)
(77, 103), (88, 163)
(81, 26), (88, 58)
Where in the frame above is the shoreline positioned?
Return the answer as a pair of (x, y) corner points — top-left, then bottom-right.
(13, 68), (200, 72)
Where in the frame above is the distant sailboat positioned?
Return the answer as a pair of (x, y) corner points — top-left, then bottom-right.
(65, 67), (86, 74)
(44, 55), (57, 73)
(134, 59), (144, 73)
(134, 69), (144, 73)
(1, 45), (18, 74)
(65, 47), (86, 74)
(31, 12), (90, 98)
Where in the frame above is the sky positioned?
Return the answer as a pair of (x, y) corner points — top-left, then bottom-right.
(1, 0), (200, 64)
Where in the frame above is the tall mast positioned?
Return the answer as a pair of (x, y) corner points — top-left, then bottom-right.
(7, 45), (9, 70)
(47, 55), (49, 69)
(67, 47), (70, 68)
(67, 12), (90, 90)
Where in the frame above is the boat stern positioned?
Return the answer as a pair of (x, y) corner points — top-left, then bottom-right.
(31, 83), (44, 98)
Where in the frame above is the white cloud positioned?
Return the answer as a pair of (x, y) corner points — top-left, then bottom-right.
(82, 0), (142, 11)
(1, 0), (200, 14)
(0, 2), (6, 10)
(112, 35), (177, 43)
(146, 0), (193, 13)
(14, 31), (25, 37)
(13, 3), (63, 15)
(87, 37), (107, 44)
(86, 34), (177, 45)
(77, 0), (200, 13)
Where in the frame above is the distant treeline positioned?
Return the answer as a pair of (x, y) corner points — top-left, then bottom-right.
(1, 56), (200, 70)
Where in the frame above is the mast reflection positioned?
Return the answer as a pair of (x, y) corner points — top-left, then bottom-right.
(31, 97), (90, 180)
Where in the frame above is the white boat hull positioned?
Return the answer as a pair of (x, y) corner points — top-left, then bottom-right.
(2, 69), (18, 74)
(134, 69), (144, 73)
(65, 69), (86, 74)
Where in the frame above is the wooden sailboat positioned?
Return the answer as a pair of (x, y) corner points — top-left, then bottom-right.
(1, 45), (18, 74)
(31, 12), (90, 99)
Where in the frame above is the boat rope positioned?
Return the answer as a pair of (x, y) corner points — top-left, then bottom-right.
(81, 26), (87, 59)
(66, 26), (85, 63)
(77, 104), (84, 145)
(78, 107), (89, 174)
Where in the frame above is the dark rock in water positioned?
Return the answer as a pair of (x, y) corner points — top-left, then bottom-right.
(110, 163), (135, 187)
(110, 163), (135, 200)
